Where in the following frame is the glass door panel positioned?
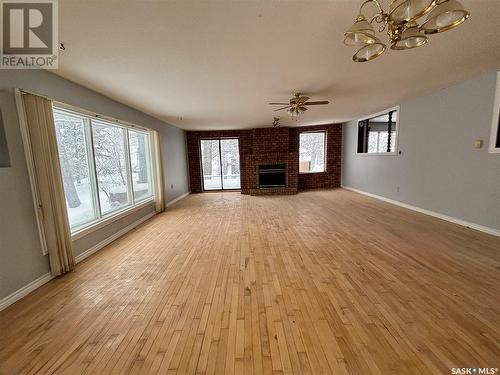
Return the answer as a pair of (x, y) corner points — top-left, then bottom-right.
(220, 139), (241, 189)
(200, 139), (222, 190)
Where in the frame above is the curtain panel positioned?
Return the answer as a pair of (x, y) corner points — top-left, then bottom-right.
(152, 130), (165, 213)
(20, 93), (75, 275)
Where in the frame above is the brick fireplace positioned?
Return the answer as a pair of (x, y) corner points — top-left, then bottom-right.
(186, 124), (342, 195)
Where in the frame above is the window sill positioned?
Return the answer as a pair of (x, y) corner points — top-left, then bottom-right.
(355, 152), (398, 156)
(299, 171), (326, 174)
(71, 198), (155, 241)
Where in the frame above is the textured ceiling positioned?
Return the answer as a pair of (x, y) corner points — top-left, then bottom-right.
(56, 0), (500, 130)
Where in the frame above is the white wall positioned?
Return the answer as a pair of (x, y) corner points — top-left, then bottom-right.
(0, 70), (189, 300)
(342, 71), (500, 232)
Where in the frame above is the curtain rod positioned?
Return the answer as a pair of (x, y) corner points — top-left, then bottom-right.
(18, 88), (151, 132)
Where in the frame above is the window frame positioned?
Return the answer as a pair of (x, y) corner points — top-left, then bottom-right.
(489, 71), (500, 154)
(52, 103), (156, 239)
(199, 137), (241, 192)
(356, 106), (400, 156)
(299, 130), (327, 174)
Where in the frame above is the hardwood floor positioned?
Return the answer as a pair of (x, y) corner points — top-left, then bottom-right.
(1, 189), (499, 375)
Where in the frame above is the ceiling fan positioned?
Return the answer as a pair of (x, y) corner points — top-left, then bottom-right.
(269, 93), (330, 119)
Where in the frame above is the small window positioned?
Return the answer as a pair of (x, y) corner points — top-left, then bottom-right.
(299, 132), (326, 173)
(357, 108), (398, 155)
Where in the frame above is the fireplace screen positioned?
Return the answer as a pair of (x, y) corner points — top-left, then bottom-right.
(259, 164), (286, 188)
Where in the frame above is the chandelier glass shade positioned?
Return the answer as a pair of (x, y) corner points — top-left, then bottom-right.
(344, 14), (378, 46)
(420, 0), (469, 33)
(353, 42), (387, 62)
(389, 0), (436, 23)
(344, 0), (469, 62)
(391, 21), (428, 49)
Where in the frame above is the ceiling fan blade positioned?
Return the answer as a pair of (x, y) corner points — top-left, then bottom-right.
(269, 102), (290, 105)
(274, 105), (292, 111)
(304, 100), (330, 105)
(298, 106), (308, 112)
(290, 97), (309, 104)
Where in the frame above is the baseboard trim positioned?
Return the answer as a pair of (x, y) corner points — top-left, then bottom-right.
(342, 185), (500, 238)
(0, 211), (157, 312)
(75, 211), (156, 264)
(166, 192), (190, 208)
(0, 272), (54, 311)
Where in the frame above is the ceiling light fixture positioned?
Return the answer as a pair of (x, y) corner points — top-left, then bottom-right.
(269, 93), (330, 120)
(344, 0), (469, 62)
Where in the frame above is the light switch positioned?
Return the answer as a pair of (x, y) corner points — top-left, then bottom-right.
(474, 140), (483, 149)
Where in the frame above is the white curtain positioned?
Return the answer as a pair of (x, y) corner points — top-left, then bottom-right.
(152, 130), (165, 213)
(20, 93), (75, 275)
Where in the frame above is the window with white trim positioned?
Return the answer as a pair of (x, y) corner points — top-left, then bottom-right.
(53, 107), (155, 232)
(357, 109), (399, 154)
(299, 131), (326, 173)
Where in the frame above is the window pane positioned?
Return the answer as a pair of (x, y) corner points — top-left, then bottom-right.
(220, 139), (240, 189)
(92, 121), (131, 215)
(129, 130), (153, 201)
(368, 132), (378, 153)
(200, 140), (222, 190)
(299, 132), (325, 173)
(54, 110), (96, 228)
(378, 131), (388, 152)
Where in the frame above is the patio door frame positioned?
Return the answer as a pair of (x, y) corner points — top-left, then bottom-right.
(199, 137), (241, 192)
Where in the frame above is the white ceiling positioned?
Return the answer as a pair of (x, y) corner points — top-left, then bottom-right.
(56, 0), (500, 130)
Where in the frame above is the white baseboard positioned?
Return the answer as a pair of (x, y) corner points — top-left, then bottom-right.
(0, 211), (157, 312)
(0, 272), (54, 311)
(342, 185), (500, 238)
(75, 211), (156, 263)
(166, 192), (190, 208)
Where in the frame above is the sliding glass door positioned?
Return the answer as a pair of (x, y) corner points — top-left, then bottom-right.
(200, 138), (240, 191)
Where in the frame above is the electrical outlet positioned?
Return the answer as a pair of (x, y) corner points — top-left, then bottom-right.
(396, 186), (400, 193)
(170, 184), (174, 189)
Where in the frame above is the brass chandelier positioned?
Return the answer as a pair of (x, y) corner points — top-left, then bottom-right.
(344, 0), (470, 62)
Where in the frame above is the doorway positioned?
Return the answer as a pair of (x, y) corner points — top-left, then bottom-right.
(200, 138), (241, 191)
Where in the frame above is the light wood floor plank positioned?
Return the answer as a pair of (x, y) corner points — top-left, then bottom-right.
(1, 189), (499, 374)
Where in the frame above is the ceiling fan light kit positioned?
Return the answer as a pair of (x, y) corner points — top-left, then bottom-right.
(344, 0), (469, 62)
(269, 93), (330, 120)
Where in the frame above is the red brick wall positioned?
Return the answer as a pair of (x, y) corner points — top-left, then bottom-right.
(290, 124), (343, 190)
(186, 124), (342, 194)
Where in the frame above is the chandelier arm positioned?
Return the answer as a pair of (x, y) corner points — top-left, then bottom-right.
(359, 0), (386, 19)
(370, 13), (387, 25)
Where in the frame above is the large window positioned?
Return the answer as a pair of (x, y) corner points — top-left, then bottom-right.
(53, 107), (155, 232)
(299, 132), (326, 173)
(357, 109), (399, 155)
(200, 138), (241, 190)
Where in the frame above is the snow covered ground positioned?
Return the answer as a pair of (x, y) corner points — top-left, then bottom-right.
(66, 177), (151, 229)
(203, 175), (241, 190)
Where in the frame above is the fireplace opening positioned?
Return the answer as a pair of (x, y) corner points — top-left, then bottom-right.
(259, 164), (286, 188)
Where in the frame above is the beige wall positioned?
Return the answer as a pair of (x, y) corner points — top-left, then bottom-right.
(342, 71), (500, 231)
(0, 70), (189, 300)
